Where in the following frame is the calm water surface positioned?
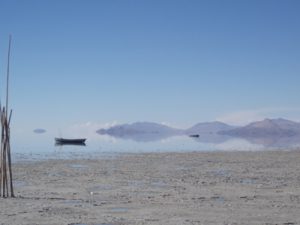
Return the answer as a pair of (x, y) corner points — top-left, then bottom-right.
(11, 132), (300, 161)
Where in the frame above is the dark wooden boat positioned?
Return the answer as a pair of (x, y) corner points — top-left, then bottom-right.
(189, 134), (200, 138)
(55, 138), (86, 145)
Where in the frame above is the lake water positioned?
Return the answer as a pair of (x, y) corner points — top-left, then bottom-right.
(11, 132), (300, 161)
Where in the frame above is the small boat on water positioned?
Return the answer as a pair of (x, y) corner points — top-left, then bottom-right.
(189, 134), (200, 138)
(55, 138), (86, 145)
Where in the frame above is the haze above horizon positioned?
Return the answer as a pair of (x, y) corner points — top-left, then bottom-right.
(0, 0), (300, 135)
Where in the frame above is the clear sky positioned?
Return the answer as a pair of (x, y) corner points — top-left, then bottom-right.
(0, 0), (300, 133)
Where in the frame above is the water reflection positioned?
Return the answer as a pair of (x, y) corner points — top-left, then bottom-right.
(242, 135), (300, 148)
(103, 133), (176, 142)
(55, 142), (86, 147)
(11, 131), (300, 161)
(99, 132), (300, 150)
(190, 133), (231, 144)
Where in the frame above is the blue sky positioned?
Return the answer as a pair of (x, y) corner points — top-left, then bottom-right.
(0, 0), (300, 133)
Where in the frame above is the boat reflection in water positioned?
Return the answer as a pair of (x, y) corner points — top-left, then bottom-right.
(55, 138), (86, 146)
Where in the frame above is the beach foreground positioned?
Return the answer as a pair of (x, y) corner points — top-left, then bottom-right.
(1, 151), (300, 225)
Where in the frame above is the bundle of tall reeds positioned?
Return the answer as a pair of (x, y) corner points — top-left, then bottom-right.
(0, 35), (14, 198)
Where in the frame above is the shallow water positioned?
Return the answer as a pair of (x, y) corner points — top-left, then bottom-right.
(109, 207), (129, 213)
(69, 164), (88, 169)
(13, 180), (27, 188)
(241, 178), (257, 185)
(63, 199), (83, 206)
(213, 169), (231, 177)
(11, 132), (300, 161)
(211, 196), (225, 204)
(88, 184), (113, 192)
(69, 224), (114, 225)
(151, 180), (167, 188)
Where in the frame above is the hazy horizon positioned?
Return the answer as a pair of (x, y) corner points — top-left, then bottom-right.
(1, 0), (300, 137)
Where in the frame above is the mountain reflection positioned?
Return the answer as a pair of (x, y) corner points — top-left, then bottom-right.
(189, 134), (232, 144)
(101, 133), (177, 142)
(100, 133), (300, 148)
(242, 135), (300, 148)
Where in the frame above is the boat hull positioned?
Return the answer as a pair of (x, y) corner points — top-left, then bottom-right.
(55, 138), (86, 145)
(189, 134), (200, 138)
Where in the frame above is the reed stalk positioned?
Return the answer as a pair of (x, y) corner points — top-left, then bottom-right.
(0, 35), (14, 198)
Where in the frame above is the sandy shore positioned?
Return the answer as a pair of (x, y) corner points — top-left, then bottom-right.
(1, 150), (300, 225)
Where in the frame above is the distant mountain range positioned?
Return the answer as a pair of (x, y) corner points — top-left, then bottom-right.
(186, 121), (235, 135)
(97, 118), (300, 141)
(220, 118), (300, 137)
(97, 121), (237, 136)
(96, 122), (183, 142)
(97, 122), (183, 135)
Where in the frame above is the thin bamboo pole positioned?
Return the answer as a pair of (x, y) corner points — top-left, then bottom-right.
(6, 35), (12, 116)
(0, 104), (2, 194)
(2, 109), (7, 197)
(7, 110), (14, 197)
(0, 108), (5, 197)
